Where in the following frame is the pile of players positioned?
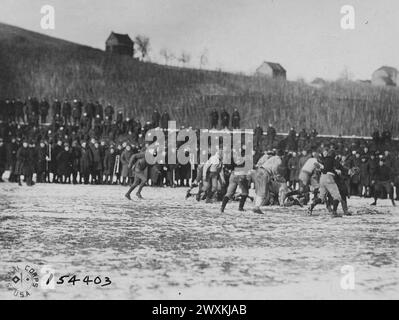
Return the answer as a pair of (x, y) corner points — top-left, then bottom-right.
(187, 147), (396, 217)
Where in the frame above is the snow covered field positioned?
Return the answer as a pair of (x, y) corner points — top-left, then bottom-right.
(0, 179), (398, 300)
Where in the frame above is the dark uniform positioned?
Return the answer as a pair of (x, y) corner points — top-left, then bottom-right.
(104, 104), (114, 122)
(266, 124), (276, 149)
(210, 109), (219, 129)
(160, 111), (170, 130)
(39, 99), (50, 124)
(61, 100), (71, 125)
(15, 143), (34, 186)
(220, 109), (230, 129)
(371, 160), (395, 206)
(79, 143), (93, 184)
(103, 147), (116, 184)
(231, 109), (240, 129)
(36, 142), (48, 183)
(152, 110), (161, 128)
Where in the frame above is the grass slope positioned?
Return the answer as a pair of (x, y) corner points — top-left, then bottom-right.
(0, 22), (398, 135)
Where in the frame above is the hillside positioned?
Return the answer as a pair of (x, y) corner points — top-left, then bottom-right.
(0, 22), (399, 135)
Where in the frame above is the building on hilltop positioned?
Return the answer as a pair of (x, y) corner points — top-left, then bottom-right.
(255, 61), (286, 80)
(105, 32), (134, 57)
(371, 66), (398, 86)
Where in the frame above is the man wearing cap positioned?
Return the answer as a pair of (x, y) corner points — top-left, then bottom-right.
(370, 158), (395, 207)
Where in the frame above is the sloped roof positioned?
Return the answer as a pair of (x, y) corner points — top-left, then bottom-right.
(260, 61), (286, 73)
(374, 66), (398, 77)
(106, 32), (133, 45)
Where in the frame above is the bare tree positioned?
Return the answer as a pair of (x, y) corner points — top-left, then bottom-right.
(178, 51), (191, 67)
(160, 48), (172, 65)
(135, 35), (150, 61)
(199, 49), (209, 69)
(338, 66), (354, 82)
(169, 53), (177, 66)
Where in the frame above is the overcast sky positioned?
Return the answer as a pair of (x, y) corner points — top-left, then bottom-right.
(0, 0), (398, 81)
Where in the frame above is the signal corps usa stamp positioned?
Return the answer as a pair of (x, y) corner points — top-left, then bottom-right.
(7, 265), (39, 298)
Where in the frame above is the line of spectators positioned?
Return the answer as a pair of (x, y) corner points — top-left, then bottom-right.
(0, 97), (397, 197)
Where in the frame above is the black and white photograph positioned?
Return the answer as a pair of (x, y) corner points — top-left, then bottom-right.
(0, 0), (398, 305)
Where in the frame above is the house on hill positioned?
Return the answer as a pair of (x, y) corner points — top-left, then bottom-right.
(371, 66), (398, 86)
(255, 61), (286, 80)
(105, 32), (134, 57)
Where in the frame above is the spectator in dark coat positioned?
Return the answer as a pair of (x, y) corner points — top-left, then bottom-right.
(103, 146), (116, 184)
(254, 124), (263, 150)
(72, 100), (82, 126)
(15, 98), (25, 123)
(298, 129), (309, 151)
(210, 109), (219, 129)
(0, 138), (6, 182)
(286, 128), (297, 151)
(51, 140), (64, 183)
(79, 141), (93, 184)
(7, 99), (15, 122)
(266, 123), (276, 149)
(52, 99), (61, 119)
(95, 101), (103, 120)
(27, 97), (39, 117)
(104, 104), (114, 122)
(120, 144), (133, 185)
(152, 109), (161, 128)
(7, 137), (19, 182)
(350, 152), (362, 196)
(160, 111), (170, 130)
(56, 144), (73, 183)
(91, 142), (103, 184)
(71, 141), (81, 184)
(371, 129), (380, 147)
(220, 109), (230, 129)
(61, 99), (71, 125)
(15, 141), (34, 186)
(231, 109), (240, 129)
(36, 141), (48, 183)
(84, 100), (95, 122)
(39, 98), (50, 124)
